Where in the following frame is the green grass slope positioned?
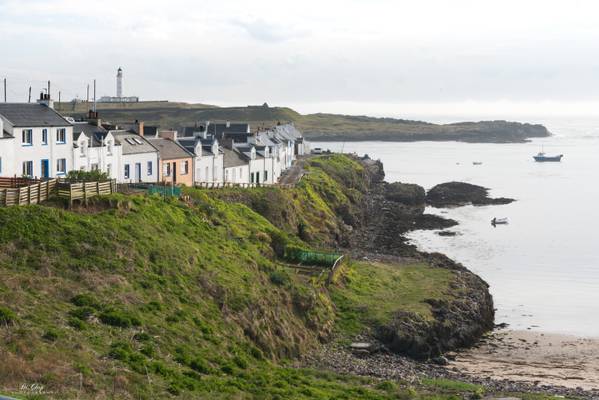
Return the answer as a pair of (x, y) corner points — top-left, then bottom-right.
(0, 155), (549, 399)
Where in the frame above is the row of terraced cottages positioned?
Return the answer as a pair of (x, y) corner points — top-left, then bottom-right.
(0, 95), (308, 186)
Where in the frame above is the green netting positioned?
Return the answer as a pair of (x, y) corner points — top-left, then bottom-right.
(284, 248), (340, 267)
(148, 186), (182, 197)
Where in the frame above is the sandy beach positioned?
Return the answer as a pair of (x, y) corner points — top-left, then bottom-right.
(448, 330), (599, 390)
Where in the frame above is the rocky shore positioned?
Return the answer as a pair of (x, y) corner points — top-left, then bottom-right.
(310, 156), (599, 397)
(302, 338), (599, 399)
(345, 157), (494, 360)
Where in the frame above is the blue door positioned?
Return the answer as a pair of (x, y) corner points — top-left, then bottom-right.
(41, 159), (49, 178)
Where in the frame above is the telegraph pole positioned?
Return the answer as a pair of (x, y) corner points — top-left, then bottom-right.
(28, 86), (31, 103)
(86, 84), (90, 103)
(3, 78), (6, 102)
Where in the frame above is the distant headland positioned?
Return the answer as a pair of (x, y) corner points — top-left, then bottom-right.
(55, 101), (550, 144)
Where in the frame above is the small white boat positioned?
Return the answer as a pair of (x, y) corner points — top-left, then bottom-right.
(491, 217), (508, 225)
(473, 161), (483, 165)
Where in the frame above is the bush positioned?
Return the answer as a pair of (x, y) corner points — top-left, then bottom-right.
(0, 306), (16, 325)
(269, 270), (290, 286)
(42, 328), (60, 342)
(189, 357), (211, 374)
(69, 306), (95, 321)
(68, 317), (87, 330)
(99, 309), (141, 328)
(65, 170), (110, 182)
(70, 293), (102, 309)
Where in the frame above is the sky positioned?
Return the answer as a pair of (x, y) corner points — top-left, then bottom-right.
(2, 0), (599, 118)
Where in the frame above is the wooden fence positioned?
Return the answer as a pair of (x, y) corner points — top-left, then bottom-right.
(57, 180), (117, 204)
(194, 182), (294, 190)
(0, 179), (57, 206)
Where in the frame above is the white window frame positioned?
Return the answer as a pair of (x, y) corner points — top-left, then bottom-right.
(124, 164), (130, 179)
(56, 128), (66, 144)
(22, 129), (33, 146)
(42, 129), (48, 145)
(22, 161), (33, 177)
(147, 161), (153, 176)
(56, 158), (67, 175)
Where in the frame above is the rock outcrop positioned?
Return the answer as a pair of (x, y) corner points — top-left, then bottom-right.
(427, 181), (515, 208)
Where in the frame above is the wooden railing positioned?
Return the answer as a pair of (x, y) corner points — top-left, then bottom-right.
(194, 182), (294, 189)
(57, 180), (116, 205)
(0, 179), (57, 206)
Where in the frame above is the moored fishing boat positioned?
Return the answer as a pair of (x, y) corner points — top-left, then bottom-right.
(533, 152), (563, 162)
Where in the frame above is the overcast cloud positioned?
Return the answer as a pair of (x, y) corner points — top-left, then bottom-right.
(2, 0), (599, 117)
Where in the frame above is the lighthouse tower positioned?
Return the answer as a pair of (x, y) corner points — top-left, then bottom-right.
(116, 67), (123, 98)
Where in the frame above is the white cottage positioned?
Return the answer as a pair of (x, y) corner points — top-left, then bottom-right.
(112, 131), (159, 183)
(0, 96), (73, 178)
(72, 122), (122, 180)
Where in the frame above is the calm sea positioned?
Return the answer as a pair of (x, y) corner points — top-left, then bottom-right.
(315, 116), (599, 337)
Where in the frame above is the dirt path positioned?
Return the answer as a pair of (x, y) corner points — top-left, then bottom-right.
(278, 155), (312, 186)
(448, 330), (599, 390)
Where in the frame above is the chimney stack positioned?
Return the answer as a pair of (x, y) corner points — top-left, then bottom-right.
(159, 130), (178, 141)
(37, 91), (54, 109)
(135, 120), (145, 137)
(226, 121), (231, 128)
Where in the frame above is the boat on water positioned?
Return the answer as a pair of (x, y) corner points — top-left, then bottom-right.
(473, 161), (483, 165)
(533, 152), (563, 162)
(491, 217), (508, 225)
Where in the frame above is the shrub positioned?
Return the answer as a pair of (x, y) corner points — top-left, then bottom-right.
(70, 293), (102, 309)
(65, 170), (110, 182)
(42, 328), (60, 342)
(269, 270), (290, 286)
(233, 355), (249, 369)
(99, 309), (141, 328)
(68, 317), (87, 330)
(0, 306), (16, 325)
(189, 357), (211, 374)
(69, 306), (95, 321)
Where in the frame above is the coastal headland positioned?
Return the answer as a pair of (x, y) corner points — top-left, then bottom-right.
(56, 101), (550, 143)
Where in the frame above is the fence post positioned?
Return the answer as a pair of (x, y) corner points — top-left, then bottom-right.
(37, 182), (41, 203)
(27, 184), (31, 205)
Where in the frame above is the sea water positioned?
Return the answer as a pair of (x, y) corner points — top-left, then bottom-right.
(315, 116), (599, 337)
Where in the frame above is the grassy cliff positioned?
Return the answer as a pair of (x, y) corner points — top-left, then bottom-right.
(0, 155), (532, 399)
(55, 102), (549, 143)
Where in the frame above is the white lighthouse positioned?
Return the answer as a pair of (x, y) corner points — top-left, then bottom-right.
(116, 67), (123, 98)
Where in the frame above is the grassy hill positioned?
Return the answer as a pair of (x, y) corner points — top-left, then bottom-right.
(0, 155), (547, 399)
(56, 101), (549, 143)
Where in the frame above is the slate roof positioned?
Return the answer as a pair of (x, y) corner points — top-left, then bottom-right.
(112, 131), (157, 155)
(0, 103), (71, 127)
(72, 123), (110, 147)
(147, 137), (192, 160)
(182, 123), (250, 140)
(223, 147), (249, 168)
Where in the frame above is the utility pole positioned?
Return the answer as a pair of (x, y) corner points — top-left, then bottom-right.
(86, 84), (90, 103)
(93, 79), (96, 112)
(47, 81), (51, 98)
(3, 78), (6, 102)
(58, 91), (61, 104)
(28, 86), (31, 103)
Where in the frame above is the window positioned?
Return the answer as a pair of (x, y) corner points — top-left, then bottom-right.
(124, 164), (130, 179)
(250, 172), (255, 183)
(42, 129), (48, 145)
(256, 172), (260, 183)
(22, 129), (33, 146)
(107, 140), (113, 154)
(164, 163), (171, 177)
(182, 160), (189, 175)
(91, 163), (99, 171)
(264, 170), (268, 182)
(225, 170), (229, 182)
(22, 161), (33, 177)
(56, 158), (66, 174)
(147, 161), (153, 176)
(80, 142), (86, 156)
(56, 128), (66, 144)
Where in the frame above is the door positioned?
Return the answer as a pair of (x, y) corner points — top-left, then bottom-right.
(173, 162), (177, 183)
(41, 159), (49, 179)
(135, 163), (141, 182)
